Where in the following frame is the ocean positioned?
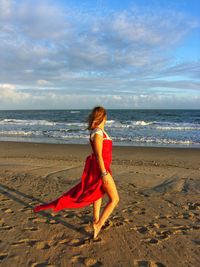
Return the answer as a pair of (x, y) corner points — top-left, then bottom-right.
(0, 109), (200, 148)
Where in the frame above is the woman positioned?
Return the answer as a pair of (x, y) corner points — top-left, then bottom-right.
(33, 106), (120, 239)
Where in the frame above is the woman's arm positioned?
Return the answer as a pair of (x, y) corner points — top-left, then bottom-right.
(93, 133), (107, 174)
(93, 132), (111, 185)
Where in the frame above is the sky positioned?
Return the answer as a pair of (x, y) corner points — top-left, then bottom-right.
(0, 0), (200, 109)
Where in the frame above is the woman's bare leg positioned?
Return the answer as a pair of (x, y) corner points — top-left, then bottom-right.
(93, 174), (119, 238)
(93, 197), (102, 223)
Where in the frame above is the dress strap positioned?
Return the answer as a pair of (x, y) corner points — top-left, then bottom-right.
(90, 127), (106, 140)
(95, 127), (106, 137)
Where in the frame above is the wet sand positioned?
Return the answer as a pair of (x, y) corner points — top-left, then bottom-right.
(0, 141), (200, 267)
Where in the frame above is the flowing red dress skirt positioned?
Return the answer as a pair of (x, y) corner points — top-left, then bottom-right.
(33, 134), (112, 213)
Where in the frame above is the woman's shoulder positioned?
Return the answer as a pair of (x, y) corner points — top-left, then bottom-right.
(90, 128), (104, 141)
(90, 128), (112, 141)
(90, 127), (104, 135)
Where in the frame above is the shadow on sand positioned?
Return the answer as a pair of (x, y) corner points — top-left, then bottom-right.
(0, 183), (92, 237)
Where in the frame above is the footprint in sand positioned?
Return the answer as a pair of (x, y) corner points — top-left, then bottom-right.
(28, 201), (38, 206)
(24, 227), (38, 231)
(122, 208), (129, 213)
(81, 236), (102, 246)
(71, 255), (102, 266)
(28, 217), (36, 221)
(102, 219), (113, 230)
(19, 207), (29, 211)
(0, 218), (5, 226)
(133, 260), (166, 267)
(32, 217), (47, 223)
(12, 239), (38, 246)
(31, 262), (55, 267)
(165, 214), (173, 219)
(170, 225), (194, 235)
(132, 226), (149, 234)
(128, 182), (137, 188)
(59, 239), (69, 245)
(1, 208), (14, 213)
(177, 212), (193, 219)
(0, 225), (13, 231)
(124, 218), (134, 223)
(157, 230), (173, 240)
(192, 225), (200, 230)
(92, 237), (102, 243)
(83, 257), (102, 266)
(144, 238), (159, 245)
(128, 208), (134, 213)
(155, 215), (167, 219)
(0, 253), (8, 261)
(50, 212), (61, 217)
(45, 219), (58, 225)
(63, 212), (76, 218)
(192, 240), (200, 246)
(84, 210), (91, 215)
(78, 224), (92, 233)
(35, 241), (50, 250)
(112, 215), (125, 221)
(5, 209), (14, 213)
(68, 238), (81, 246)
(114, 221), (125, 227)
(186, 202), (200, 210)
(152, 223), (167, 229)
(19, 207), (32, 214)
(67, 236), (102, 248)
(171, 225), (187, 230)
(70, 254), (81, 263)
(137, 210), (146, 215)
(0, 198), (10, 202)
(12, 240), (28, 246)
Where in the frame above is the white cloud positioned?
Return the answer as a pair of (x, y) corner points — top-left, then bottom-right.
(0, 0), (199, 109)
(0, 0), (13, 19)
(37, 80), (53, 86)
(0, 83), (30, 102)
(0, 87), (199, 109)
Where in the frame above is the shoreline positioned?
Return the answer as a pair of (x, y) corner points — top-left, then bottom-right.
(1, 140), (200, 170)
(1, 140), (200, 150)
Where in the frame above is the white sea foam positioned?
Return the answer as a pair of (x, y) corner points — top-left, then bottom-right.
(0, 119), (56, 126)
(0, 119), (88, 127)
(0, 130), (40, 136)
(106, 120), (200, 130)
(155, 126), (200, 130)
(106, 120), (115, 124)
(113, 136), (196, 144)
(134, 120), (154, 126)
(1, 118), (198, 131)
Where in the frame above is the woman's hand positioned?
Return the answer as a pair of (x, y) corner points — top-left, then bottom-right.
(102, 172), (111, 185)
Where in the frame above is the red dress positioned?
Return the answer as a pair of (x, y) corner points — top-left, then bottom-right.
(33, 129), (112, 213)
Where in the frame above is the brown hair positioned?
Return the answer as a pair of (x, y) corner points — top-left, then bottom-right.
(86, 106), (107, 130)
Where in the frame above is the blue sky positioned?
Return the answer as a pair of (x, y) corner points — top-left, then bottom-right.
(0, 0), (199, 109)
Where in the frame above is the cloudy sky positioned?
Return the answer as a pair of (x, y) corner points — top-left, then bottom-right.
(0, 0), (199, 109)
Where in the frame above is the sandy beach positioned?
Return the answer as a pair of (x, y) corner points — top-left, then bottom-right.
(0, 141), (200, 267)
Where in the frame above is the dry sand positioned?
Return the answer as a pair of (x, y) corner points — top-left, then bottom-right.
(0, 141), (200, 267)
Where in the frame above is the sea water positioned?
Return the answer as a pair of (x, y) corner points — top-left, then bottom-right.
(0, 109), (199, 148)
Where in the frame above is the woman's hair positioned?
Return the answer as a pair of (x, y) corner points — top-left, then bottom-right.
(86, 106), (107, 130)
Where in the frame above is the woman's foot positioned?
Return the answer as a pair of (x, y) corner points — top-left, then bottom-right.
(93, 222), (102, 239)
